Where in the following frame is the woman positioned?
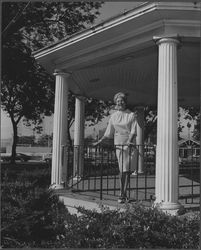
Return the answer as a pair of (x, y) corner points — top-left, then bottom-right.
(93, 92), (137, 203)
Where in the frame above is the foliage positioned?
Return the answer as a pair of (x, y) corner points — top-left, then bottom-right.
(143, 106), (157, 143)
(1, 163), (200, 248)
(143, 107), (199, 143)
(17, 135), (35, 145)
(2, 188), (71, 248)
(192, 117), (200, 140)
(2, 2), (103, 51)
(1, 164), (51, 247)
(2, 21), (55, 162)
(17, 133), (53, 147)
(67, 94), (112, 145)
(178, 109), (185, 140)
(64, 204), (199, 249)
(181, 107), (200, 140)
(36, 133), (53, 147)
(2, 1), (104, 161)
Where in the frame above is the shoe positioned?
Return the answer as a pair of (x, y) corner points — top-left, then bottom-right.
(132, 170), (137, 176)
(118, 197), (125, 204)
(118, 196), (129, 203)
(124, 197), (129, 202)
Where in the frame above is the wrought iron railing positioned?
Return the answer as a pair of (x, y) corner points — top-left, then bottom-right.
(179, 147), (200, 204)
(66, 144), (155, 202)
(65, 144), (200, 204)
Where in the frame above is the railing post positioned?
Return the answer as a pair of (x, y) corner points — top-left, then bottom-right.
(73, 96), (85, 179)
(100, 146), (103, 200)
(136, 106), (145, 174)
(61, 144), (68, 187)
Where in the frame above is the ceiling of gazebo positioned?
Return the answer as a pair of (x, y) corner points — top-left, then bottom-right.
(34, 2), (201, 107)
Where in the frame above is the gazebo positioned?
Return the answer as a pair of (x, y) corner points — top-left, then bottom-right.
(34, 2), (200, 214)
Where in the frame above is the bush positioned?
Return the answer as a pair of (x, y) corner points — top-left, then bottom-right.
(2, 190), (200, 248)
(56, 204), (199, 249)
(1, 163), (53, 248)
(1, 163), (200, 248)
(1, 189), (75, 248)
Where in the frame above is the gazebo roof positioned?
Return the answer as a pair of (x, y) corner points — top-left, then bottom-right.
(178, 138), (200, 147)
(34, 2), (200, 107)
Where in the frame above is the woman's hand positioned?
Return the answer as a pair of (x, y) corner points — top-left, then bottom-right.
(92, 137), (104, 147)
(126, 141), (135, 147)
(92, 141), (100, 147)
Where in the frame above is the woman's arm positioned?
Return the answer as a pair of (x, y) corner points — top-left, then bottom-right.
(127, 133), (136, 143)
(92, 136), (107, 146)
(128, 113), (137, 145)
(93, 116), (114, 146)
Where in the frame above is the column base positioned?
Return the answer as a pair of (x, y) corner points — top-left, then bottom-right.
(49, 183), (64, 190)
(154, 201), (185, 216)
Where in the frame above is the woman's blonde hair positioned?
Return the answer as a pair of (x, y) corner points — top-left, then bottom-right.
(113, 92), (127, 104)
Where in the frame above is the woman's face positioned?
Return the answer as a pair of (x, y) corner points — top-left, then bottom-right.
(116, 97), (126, 110)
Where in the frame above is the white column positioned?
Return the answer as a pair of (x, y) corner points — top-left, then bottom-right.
(51, 70), (69, 189)
(136, 107), (145, 174)
(154, 37), (182, 213)
(73, 96), (85, 178)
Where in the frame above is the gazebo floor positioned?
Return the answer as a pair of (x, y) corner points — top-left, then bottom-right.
(55, 174), (200, 215)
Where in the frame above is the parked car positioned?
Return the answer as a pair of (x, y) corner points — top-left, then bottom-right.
(1, 153), (31, 162)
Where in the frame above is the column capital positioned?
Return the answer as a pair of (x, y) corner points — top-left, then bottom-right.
(54, 69), (71, 77)
(153, 34), (181, 46)
(75, 95), (88, 103)
(75, 95), (87, 101)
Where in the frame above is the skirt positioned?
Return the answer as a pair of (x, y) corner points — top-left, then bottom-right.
(115, 134), (138, 173)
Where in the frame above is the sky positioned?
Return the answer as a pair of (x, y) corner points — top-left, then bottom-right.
(94, 2), (142, 24)
(1, 2), (196, 141)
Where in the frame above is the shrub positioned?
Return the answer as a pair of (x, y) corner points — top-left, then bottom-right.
(1, 189), (76, 248)
(2, 190), (200, 248)
(1, 164), (55, 248)
(57, 204), (199, 249)
(1, 163), (200, 248)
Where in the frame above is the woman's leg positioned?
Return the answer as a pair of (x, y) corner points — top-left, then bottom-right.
(119, 171), (130, 198)
(116, 145), (130, 199)
(122, 171), (129, 198)
(119, 172), (123, 197)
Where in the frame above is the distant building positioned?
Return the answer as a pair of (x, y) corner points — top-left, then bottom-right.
(178, 138), (200, 161)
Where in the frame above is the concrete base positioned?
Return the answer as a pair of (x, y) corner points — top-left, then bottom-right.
(154, 201), (185, 216)
(59, 195), (124, 215)
(49, 183), (64, 190)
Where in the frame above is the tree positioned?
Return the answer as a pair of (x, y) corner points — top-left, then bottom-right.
(2, 37), (54, 162)
(182, 107), (200, 141)
(2, 2), (103, 51)
(192, 117), (200, 141)
(67, 95), (112, 144)
(143, 107), (157, 144)
(2, 2), (103, 162)
(18, 135), (35, 145)
(37, 134), (53, 147)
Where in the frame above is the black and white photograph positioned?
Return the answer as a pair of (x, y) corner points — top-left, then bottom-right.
(1, 1), (201, 248)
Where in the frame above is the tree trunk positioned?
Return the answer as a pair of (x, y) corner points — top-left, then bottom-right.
(11, 121), (18, 163)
